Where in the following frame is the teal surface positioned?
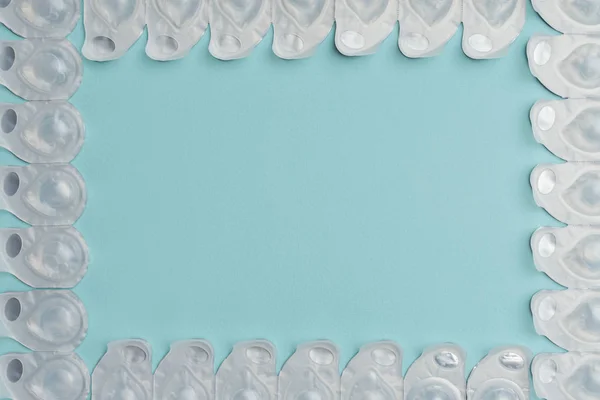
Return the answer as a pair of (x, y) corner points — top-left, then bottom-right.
(0, 2), (564, 397)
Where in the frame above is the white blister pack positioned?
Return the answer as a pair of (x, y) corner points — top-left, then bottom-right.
(209, 0), (271, 60)
(154, 340), (215, 400)
(82, 0), (146, 61)
(0, 226), (88, 288)
(532, 0), (600, 35)
(0, 0), (80, 39)
(531, 99), (600, 161)
(530, 162), (600, 225)
(462, 0), (526, 59)
(528, 34), (600, 99)
(272, 0), (333, 59)
(216, 340), (277, 400)
(531, 225), (600, 289)
(532, 352), (600, 400)
(0, 290), (87, 351)
(93, 340), (153, 400)
(280, 341), (340, 400)
(342, 341), (402, 400)
(146, 0), (208, 61)
(0, 102), (84, 163)
(404, 344), (466, 400)
(398, 0), (461, 58)
(467, 346), (531, 400)
(532, 289), (600, 351)
(0, 352), (90, 400)
(0, 39), (82, 100)
(334, 0), (396, 57)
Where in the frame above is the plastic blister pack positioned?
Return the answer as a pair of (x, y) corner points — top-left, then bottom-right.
(462, 0), (526, 59)
(272, 0), (333, 59)
(334, 0), (396, 57)
(531, 225), (600, 289)
(532, 289), (600, 351)
(532, 352), (600, 400)
(0, 0), (80, 38)
(530, 162), (600, 225)
(467, 346), (531, 400)
(146, 0), (208, 61)
(528, 34), (600, 98)
(0, 290), (87, 351)
(82, 0), (146, 61)
(398, 0), (461, 58)
(404, 344), (466, 400)
(209, 0), (272, 60)
(0, 39), (82, 100)
(279, 341), (340, 400)
(342, 341), (402, 400)
(154, 340), (215, 400)
(92, 340), (153, 400)
(0, 352), (90, 400)
(216, 340), (277, 400)
(532, 0), (600, 35)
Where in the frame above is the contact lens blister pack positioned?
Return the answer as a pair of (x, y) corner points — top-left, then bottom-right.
(279, 341), (340, 400)
(532, 352), (600, 400)
(0, 352), (90, 400)
(0, 164), (86, 226)
(272, 0), (333, 59)
(216, 340), (277, 400)
(341, 341), (402, 400)
(146, 0), (208, 61)
(0, 101), (84, 163)
(462, 0), (526, 59)
(92, 340), (153, 400)
(404, 344), (466, 400)
(334, 0), (396, 56)
(0, 290), (87, 351)
(531, 99), (600, 161)
(531, 225), (600, 289)
(532, 289), (600, 351)
(528, 35), (600, 99)
(530, 162), (600, 225)
(466, 346), (531, 400)
(154, 340), (215, 400)
(209, 0), (272, 60)
(0, 39), (82, 100)
(532, 0), (600, 34)
(398, 0), (461, 58)
(82, 0), (146, 61)
(0, 0), (80, 38)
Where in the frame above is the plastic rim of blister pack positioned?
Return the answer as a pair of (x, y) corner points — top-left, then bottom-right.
(0, 0), (80, 39)
(532, 0), (600, 35)
(532, 352), (600, 400)
(398, 0), (461, 58)
(272, 0), (333, 59)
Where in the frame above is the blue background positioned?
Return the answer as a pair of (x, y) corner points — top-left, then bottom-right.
(0, 2), (565, 398)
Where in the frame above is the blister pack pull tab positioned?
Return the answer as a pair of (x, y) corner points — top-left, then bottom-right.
(0, 164), (86, 226)
(82, 0), (146, 61)
(0, 290), (87, 351)
(216, 340), (277, 400)
(531, 225), (600, 289)
(341, 341), (402, 400)
(146, 0), (208, 61)
(0, 39), (82, 100)
(467, 346), (531, 400)
(155, 340), (215, 400)
(208, 0), (272, 60)
(532, 352), (600, 400)
(0, 102), (84, 163)
(0, 0), (80, 38)
(532, 0), (600, 35)
(462, 0), (526, 59)
(279, 341), (340, 400)
(0, 351), (89, 400)
(272, 0), (333, 59)
(92, 339), (153, 400)
(405, 343), (466, 400)
(398, 0), (461, 58)
(334, 0), (397, 57)
(532, 289), (600, 351)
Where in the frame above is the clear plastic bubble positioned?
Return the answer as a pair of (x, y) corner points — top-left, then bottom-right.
(0, 0), (80, 38)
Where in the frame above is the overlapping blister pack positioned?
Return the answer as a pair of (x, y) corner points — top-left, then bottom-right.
(0, 0), (80, 38)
